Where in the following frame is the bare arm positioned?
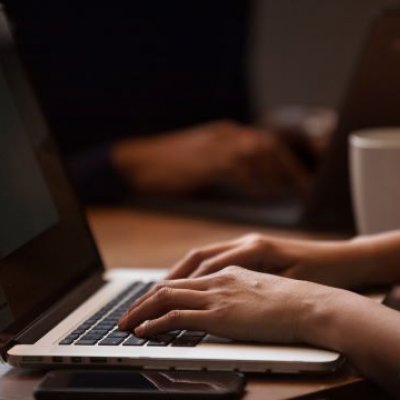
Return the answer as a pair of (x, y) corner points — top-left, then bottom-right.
(166, 230), (400, 290)
(304, 290), (400, 398)
(350, 230), (400, 287)
(111, 120), (310, 199)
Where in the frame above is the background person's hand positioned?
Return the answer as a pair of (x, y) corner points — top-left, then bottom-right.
(111, 120), (311, 199)
(118, 266), (353, 344)
(166, 232), (400, 289)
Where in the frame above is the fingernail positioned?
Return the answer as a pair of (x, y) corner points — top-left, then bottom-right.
(135, 321), (148, 337)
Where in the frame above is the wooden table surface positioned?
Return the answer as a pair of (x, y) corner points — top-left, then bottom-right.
(0, 207), (357, 400)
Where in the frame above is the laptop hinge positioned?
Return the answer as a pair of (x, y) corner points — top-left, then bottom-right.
(2, 270), (105, 361)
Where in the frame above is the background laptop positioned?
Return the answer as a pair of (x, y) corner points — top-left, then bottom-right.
(301, 7), (400, 231)
(128, 8), (400, 233)
(0, 7), (341, 373)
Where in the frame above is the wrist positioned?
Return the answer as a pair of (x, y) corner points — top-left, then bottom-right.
(297, 285), (369, 351)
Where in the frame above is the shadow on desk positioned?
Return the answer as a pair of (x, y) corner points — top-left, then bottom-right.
(286, 379), (390, 399)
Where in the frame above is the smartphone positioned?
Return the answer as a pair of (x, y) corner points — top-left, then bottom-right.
(34, 369), (245, 400)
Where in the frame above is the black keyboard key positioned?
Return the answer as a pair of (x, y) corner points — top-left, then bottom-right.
(123, 336), (147, 346)
(104, 313), (120, 318)
(71, 329), (86, 335)
(85, 315), (100, 324)
(96, 323), (115, 329)
(87, 329), (109, 335)
(99, 337), (125, 346)
(171, 337), (202, 347)
(202, 334), (233, 344)
(147, 333), (175, 346)
(181, 330), (206, 338)
(147, 340), (169, 346)
(80, 333), (103, 341)
(97, 319), (115, 325)
(75, 339), (97, 346)
(168, 330), (182, 335)
(108, 313), (124, 320)
(107, 331), (129, 339)
(64, 333), (80, 341)
(153, 333), (177, 341)
(67, 282), (153, 348)
(85, 319), (99, 325)
(77, 322), (93, 330)
(102, 317), (119, 323)
(59, 338), (74, 345)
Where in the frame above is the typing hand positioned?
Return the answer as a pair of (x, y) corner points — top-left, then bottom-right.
(166, 233), (384, 289)
(111, 120), (311, 200)
(118, 266), (344, 343)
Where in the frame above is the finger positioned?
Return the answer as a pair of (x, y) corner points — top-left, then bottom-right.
(134, 310), (212, 337)
(189, 245), (260, 278)
(137, 277), (209, 311)
(129, 276), (211, 314)
(119, 288), (207, 331)
(167, 242), (235, 279)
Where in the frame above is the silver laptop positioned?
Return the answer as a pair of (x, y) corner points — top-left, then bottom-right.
(0, 7), (341, 373)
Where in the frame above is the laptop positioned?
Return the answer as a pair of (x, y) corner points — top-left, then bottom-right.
(0, 8), (342, 373)
(127, 8), (400, 234)
(301, 7), (400, 232)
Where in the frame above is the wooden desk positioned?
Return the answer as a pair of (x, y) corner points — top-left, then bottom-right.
(0, 207), (357, 400)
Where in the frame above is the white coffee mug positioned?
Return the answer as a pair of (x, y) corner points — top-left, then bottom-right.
(349, 127), (400, 235)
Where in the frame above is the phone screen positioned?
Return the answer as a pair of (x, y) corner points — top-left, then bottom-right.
(36, 370), (244, 398)
(67, 371), (155, 390)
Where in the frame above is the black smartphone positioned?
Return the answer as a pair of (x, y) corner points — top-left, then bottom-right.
(34, 369), (245, 400)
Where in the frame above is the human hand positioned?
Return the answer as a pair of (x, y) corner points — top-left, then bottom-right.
(166, 233), (385, 289)
(118, 266), (346, 344)
(118, 265), (400, 398)
(111, 120), (311, 199)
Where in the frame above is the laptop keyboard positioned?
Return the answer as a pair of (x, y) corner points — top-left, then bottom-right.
(59, 281), (206, 347)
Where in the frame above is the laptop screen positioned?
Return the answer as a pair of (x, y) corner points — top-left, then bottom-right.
(0, 10), (101, 342)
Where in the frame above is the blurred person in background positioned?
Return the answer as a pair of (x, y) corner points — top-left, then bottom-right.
(4, 0), (311, 203)
(5, 1), (398, 205)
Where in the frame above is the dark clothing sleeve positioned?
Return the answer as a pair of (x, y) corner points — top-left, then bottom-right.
(66, 142), (127, 203)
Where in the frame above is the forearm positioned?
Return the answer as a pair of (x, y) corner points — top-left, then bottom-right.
(303, 290), (400, 397)
(351, 230), (400, 287)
